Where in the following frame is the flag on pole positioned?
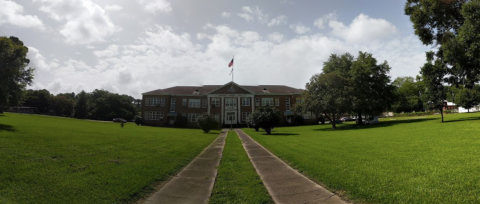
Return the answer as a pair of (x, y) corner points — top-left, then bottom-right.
(228, 58), (234, 67)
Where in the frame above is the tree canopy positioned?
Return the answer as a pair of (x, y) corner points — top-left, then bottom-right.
(247, 106), (282, 134)
(0, 36), (34, 112)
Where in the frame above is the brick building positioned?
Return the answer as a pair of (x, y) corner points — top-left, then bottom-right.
(142, 82), (315, 127)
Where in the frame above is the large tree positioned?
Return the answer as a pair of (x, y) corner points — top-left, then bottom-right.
(306, 72), (351, 129)
(247, 107), (282, 134)
(392, 76), (425, 113)
(405, 0), (480, 88)
(74, 91), (89, 119)
(0, 36), (34, 112)
(455, 88), (479, 113)
(421, 51), (448, 122)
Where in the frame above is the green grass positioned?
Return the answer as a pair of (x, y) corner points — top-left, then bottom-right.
(209, 131), (273, 204)
(244, 112), (480, 203)
(0, 113), (218, 204)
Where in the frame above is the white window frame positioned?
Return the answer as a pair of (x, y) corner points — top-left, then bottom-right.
(170, 98), (176, 112)
(261, 98), (274, 106)
(160, 98), (165, 106)
(214, 114), (220, 122)
(286, 98), (291, 111)
(145, 98), (150, 106)
(225, 97), (237, 107)
(275, 98), (279, 106)
(160, 112), (164, 119)
(187, 113), (198, 122)
(255, 98), (260, 106)
(182, 98), (187, 107)
(202, 99), (207, 108)
(211, 98), (220, 107)
(242, 112), (250, 122)
(145, 111), (160, 120)
(188, 99), (201, 108)
(242, 97), (250, 106)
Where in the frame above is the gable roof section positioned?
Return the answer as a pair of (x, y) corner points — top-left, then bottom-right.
(206, 81), (254, 94)
(142, 82), (303, 96)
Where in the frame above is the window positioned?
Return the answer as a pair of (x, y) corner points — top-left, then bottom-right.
(261, 98), (274, 106)
(160, 112), (164, 119)
(242, 112), (250, 122)
(188, 99), (201, 108)
(296, 97), (304, 104)
(170, 98), (176, 112)
(211, 98), (220, 107)
(182, 99), (187, 107)
(225, 98), (237, 107)
(146, 98), (160, 106)
(145, 98), (150, 106)
(187, 113), (198, 122)
(303, 112), (312, 119)
(242, 97), (250, 106)
(275, 98), (279, 106)
(202, 99), (207, 108)
(214, 114), (220, 122)
(145, 111), (160, 120)
(255, 98), (260, 106)
(182, 112), (186, 117)
(286, 98), (291, 111)
(160, 98), (165, 106)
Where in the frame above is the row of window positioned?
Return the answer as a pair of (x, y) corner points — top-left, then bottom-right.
(145, 97), (301, 112)
(144, 111), (252, 122)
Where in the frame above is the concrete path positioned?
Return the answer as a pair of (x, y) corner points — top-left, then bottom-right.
(235, 129), (348, 204)
(143, 130), (227, 204)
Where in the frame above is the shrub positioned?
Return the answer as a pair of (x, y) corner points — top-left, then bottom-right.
(174, 116), (188, 128)
(246, 111), (260, 131)
(134, 116), (143, 125)
(196, 113), (220, 133)
(294, 115), (304, 126)
(248, 107), (282, 134)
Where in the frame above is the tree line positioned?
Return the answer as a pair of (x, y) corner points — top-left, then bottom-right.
(19, 89), (139, 121)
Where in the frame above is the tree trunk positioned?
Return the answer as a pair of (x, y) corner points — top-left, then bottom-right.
(357, 110), (363, 125)
(265, 128), (271, 134)
(331, 112), (336, 129)
(0, 104), (3, 113)
(440, 108), (444, 123)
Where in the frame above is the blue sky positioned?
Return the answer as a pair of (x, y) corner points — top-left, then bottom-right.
(0, 0), (430, 98)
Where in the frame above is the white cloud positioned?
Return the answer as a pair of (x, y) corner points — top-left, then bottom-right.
(290, 23), (310, 34)
(238, 6), (268, 24)
(35, 0), (121, 45)
(105, 4), (123, 12)
(329, 13), (398, 43)
(0, 0), (44, 29)
(139, 0), (172, 14)
(268, 32), (284, 43)
(93, 44), (119, 58)
(268, 15), (287, 27)
(221, 12), (231, 19)
(314, 13), (337, 29)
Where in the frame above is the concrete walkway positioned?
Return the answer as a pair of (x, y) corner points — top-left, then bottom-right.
(235, 129), (347, 204)
(143, 130), (227, 204)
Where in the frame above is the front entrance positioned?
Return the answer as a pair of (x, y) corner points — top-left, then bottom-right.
(225, 112), (237, 125)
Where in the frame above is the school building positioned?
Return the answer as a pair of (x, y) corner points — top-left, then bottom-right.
(141, 82), (316, 127)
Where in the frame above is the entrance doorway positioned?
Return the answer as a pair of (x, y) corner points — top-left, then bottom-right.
(225, 112), (236, 125)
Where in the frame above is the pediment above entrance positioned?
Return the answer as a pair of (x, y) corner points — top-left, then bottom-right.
(208, 82), (253, 95)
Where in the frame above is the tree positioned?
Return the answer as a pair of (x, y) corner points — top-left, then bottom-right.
(248, 107), (282, 134)
(350, 52), (394, 124)
(196, 113), (220, 133)
(51, 95), (75, 116)
(305, 72), (351, 129)
(246, 111), (261, 131)
(74, 91), (89, 119)
(0, 36), (34, 112)
(421, 51), (448, 122)
(455, 88), (479, 113)
(405, 0), (480, 88)
(22, 89), (53, 114)
(392, 76), (425, 112)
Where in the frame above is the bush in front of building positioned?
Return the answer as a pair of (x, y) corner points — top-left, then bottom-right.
(246, 111), (260, 131)
(174, 116), (188, 128)
(196, 113), (220, 133)
(249, 107), (282, 135)
(134, 116), (143, 125)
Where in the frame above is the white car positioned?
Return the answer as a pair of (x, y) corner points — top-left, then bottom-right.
(365, 117), (379, 124)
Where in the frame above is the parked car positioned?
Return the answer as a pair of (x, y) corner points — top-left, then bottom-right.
(113, 118), (127, 123)
(328, 119), (343, 124)
(364, 117), (379, 125)
(340, 117), (355, 122)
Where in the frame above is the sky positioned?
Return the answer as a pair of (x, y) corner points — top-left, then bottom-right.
(1, 0), (432, 99)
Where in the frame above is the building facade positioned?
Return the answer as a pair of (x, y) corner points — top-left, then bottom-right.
(142, 82), (315, 127)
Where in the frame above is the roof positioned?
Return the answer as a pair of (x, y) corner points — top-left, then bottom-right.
(142, 83), (303, 95)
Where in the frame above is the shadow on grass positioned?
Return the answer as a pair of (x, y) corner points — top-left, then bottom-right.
(261, 133), (300, 136)
(443, 116), (480, 123)
(314, 118), (436, 131)
(0, 124), (16, 132)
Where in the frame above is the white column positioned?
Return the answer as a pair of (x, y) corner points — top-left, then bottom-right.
(221, 96), (224, 124)
(251, 96), (255, 112)
(207, 96), (210, 114)
(237, 97), (241, 123)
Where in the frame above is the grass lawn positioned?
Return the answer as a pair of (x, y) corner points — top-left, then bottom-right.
(209, 131), (273, 204)
(244, 112), (480, 203)
(0, 113), (218, 204)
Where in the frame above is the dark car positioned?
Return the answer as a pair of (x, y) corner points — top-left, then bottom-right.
(113, 118), (127, 123)
(328, 119), (343, 124)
